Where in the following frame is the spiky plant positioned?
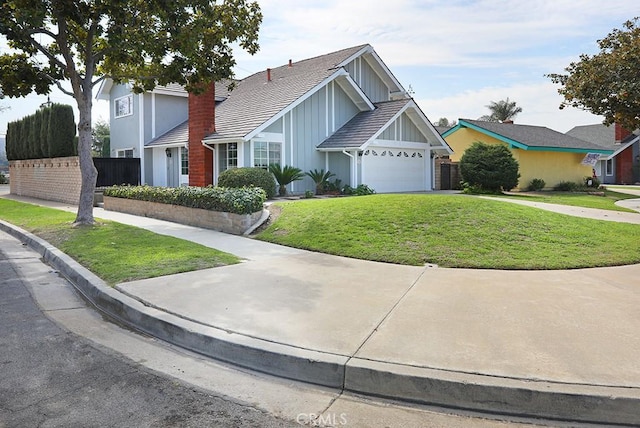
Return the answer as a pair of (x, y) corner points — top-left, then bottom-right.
(268, 163), (305, 196)
(305, 169), (336, 195)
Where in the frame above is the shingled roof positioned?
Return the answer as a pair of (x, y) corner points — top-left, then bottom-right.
(448, 119), (612, 153)
(317, 99), (410, 150)
(204, 44), (371, 142)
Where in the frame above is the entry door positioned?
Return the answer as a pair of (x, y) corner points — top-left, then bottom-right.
(166, 148), (178, 187)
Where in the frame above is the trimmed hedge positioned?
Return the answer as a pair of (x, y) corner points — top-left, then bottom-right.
(103, 185), (266, 215)
(217, 167), (276, 199)
(5, 103), (76, 160)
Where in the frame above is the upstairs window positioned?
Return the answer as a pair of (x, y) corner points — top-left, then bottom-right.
(116, 149), (134, 158)
(114, 94), (133, 118)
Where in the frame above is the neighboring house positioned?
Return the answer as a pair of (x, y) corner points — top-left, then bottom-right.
(566, 123), (640, 185)
(441, 119), (613, 190)
(97, 44), (452, 193)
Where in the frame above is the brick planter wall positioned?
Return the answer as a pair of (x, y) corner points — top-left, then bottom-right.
(9, 157), (82, 205)
(104, 196), (264, 235)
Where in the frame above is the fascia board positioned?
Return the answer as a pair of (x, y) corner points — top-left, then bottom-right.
(244, 69), (372, 141)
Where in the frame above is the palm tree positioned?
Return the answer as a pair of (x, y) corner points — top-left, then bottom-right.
(305, 168), (335, 195)
(479, 98), (523, 122)
(268, 163), (305, 196)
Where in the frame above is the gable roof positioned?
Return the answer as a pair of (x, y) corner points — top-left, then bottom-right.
(317, 99), (451, 154)
(145, 120), (188, 147)
(566, 124), (614, 148)
(203, 44), (377, 143)
(443, 119), (612, 154)
(567, 123), (640, 159)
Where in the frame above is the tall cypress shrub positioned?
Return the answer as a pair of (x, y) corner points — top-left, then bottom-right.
(40, 106), (51, 157)
(5, 121), (15, 161)
(32, 110), (44, 158)
(26, 114), (37, 159)
(47, 104), (76, 157)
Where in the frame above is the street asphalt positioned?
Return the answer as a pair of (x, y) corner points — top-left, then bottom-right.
(1, 185), (640, 425)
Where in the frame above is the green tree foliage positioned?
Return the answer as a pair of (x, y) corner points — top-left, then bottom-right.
(479, 98), (523, 122)
(92, 119), (110, 157)
(217, 167), (276, 199)
(0, 0), (262, 224)
(547, 18), (640, 131)
(460, 142), (520, 192)
(268, 163), (304, 196)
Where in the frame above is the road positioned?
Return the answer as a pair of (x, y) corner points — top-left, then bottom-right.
(0, 227), (552, 428)
(0, 231), (298, 428)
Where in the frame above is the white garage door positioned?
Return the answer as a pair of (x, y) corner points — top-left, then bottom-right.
(361, 147), (427, 193)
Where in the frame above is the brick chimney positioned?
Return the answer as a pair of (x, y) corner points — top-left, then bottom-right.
(615, 123), (631, 143)
(188, 82), (215, 187)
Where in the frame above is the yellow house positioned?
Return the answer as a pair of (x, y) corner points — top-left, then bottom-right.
(441, 119), (613, 190)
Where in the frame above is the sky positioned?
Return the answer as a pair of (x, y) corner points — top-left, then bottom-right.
(0, 0), (638, 137)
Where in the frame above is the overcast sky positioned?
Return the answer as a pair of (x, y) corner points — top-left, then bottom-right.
(1, 0), (638, 136)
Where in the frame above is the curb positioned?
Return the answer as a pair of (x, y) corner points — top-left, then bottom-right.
(2, 219), (640, 426)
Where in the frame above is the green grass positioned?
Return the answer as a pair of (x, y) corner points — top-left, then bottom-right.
(0, 198), (239, 285)
(256, 194), (640, 269)
(497, 190), (639, 212)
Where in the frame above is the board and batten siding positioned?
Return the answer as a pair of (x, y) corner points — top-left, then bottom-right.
(379, 113), (428, 143)
(109, 84), (139, 156)
(343, 56), (389, 103)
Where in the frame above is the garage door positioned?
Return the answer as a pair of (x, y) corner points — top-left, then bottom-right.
(361, 147), (427, 193)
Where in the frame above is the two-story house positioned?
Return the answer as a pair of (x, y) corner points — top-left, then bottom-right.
(96, 44), (452, 194)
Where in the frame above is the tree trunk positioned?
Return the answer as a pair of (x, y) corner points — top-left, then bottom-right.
(74, 91), (97, 225)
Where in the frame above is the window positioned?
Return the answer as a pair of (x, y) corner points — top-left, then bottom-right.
(181, 147), (188, 175)
(218, 143), (238, 173)
(116, 149), (134, 158)
(253, 141), (281, 169)
(606, 159), (613, 176)
(114, 95), (133, 118)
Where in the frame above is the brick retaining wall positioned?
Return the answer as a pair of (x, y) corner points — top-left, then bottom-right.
(104, 196), (264, 235)
(9, 157), (82, 205)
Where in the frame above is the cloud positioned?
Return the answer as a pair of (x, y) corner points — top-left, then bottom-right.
(416, 81), (603, 132)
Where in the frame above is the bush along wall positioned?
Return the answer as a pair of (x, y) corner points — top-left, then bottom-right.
(5, 103), (76, 161)
(103, 185), (267, 215)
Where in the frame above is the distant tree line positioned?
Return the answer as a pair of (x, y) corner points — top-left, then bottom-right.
(5, 104), (77, 161)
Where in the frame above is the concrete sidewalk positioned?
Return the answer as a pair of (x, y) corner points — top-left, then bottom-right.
(2, 187), (640, 425)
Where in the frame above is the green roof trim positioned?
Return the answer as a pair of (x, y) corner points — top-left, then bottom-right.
(448, 119), (613, 155)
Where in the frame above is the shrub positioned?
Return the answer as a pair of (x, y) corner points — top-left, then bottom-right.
(0, 172), (7, 184)
(460, 142), (520, 192)
(527, 178), (546, 191)
(305, 168), (336, 195)
(553, 181), (581, 192)
(303, 190), (314, 199)
(217, 167), (276, 199)
(268, 163), (304, 196)
(103, 185), (266, 215)
(343, 184), (375, 196)
(326, 178), (343, 193)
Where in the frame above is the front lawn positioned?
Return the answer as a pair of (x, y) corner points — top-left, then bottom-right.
(256, 194), (640, 269)
(497, 189), (638, 212)
(0, 198), (239, 285)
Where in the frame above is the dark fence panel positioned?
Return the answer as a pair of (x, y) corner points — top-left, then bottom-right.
(93, 157), (140, 187)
